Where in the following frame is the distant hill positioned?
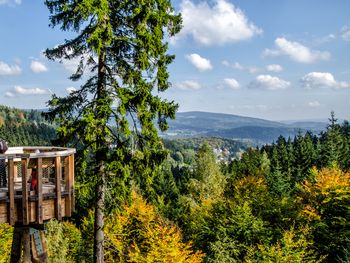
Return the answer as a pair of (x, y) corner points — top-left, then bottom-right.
(163, 111), (328, 144)
(0, 105), (55, 146)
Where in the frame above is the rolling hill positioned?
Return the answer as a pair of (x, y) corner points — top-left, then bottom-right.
(163, 111), (327, 144)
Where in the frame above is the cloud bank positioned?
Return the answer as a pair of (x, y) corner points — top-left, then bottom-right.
(0, 0), (21, 6)
(264, 37), (330, 63)
(224, 78), (240, 90)
(0, 61), (21, 75)
(177, 0), (262, 46)
(175, 80), (201, 90)
(5, 86), (49, 97)
(266, 64), (283, 72)
(30, 61), (48, 73)
(301, 72), (350, 89)
(248, 75), (290, 90)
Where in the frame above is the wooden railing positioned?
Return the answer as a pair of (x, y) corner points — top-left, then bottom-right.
(0, 147), (75, 225)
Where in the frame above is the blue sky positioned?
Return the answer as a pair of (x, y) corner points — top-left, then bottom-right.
(0, 0), (349, 121)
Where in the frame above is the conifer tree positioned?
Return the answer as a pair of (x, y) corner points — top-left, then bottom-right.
(321, 111), (343, 167)
(44, 1), (181, 262)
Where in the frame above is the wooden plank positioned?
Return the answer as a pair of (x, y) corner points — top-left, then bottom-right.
(21, 159), (29, 225)
(65, 156), (72, 216)
(8, 158), (15, 225)
(70, 154), (75, 213)
(37, 158), (43, 224)
(55, 156), (62, 220)
(0, 203), (7, 224)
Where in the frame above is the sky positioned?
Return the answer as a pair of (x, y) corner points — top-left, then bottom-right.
(0, 0), (349, 121)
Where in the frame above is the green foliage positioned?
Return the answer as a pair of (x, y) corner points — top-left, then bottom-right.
(44, 1), (182, 260)
(246, 227), (322, 263)
(46, 219), (83, 263)
(44, 0), (182, 212)
(0, 105), (55, 146)
(0, 223), (13, 263)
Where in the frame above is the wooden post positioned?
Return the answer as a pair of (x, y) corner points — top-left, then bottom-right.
(8, 158), (15, 226)
(65, 156), (72, 216)
(70, 154), (75, 212)
(37, 158), (43, 224)
(22, 228), (31, 263)
(21, 159), (29, 225)
(55, 156), (62, 220)
(10, 227), (22, 263)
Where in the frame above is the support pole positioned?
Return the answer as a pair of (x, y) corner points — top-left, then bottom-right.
(10, 225), (48, 263)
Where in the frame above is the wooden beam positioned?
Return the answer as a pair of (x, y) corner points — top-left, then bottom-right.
(65, 156), (72, 216)
(8, 158), (15, 226)
(55, 156), (62, 220)
(22, 228), (31, 263)
(70, 154), (75, 212)
(21, 159), (29, 225)
(37, 158), (43, 224)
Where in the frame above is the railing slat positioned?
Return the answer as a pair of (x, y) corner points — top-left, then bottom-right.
(37, 158), (43, 224)
(55, 156), (62, 220)
(8, 158), (15, 225)
(70, 154), (75, 213)
(21, 159), (29, 225)
(65, 156), (72, 217)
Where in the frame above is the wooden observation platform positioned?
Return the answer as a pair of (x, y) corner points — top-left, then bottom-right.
(0, 146), (75, 262)
(0, 146), (75, 226)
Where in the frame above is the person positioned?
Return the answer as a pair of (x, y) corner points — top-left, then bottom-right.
(0, 139), (8, 187)
(30, 168), (38, 191)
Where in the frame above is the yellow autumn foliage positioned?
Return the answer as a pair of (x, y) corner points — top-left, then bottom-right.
(104, 191), (204, 263)
(0, 223), (13, 263)
(300, 167), (350, 221)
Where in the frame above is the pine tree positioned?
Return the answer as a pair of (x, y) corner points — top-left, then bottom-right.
(44, 1), (181, 262)
(321, 111), (343, 168)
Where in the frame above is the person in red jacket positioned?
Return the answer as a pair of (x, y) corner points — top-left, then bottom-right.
(30, 168), (38, 191)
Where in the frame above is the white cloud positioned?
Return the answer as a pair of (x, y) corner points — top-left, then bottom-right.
(307, 101), (321, 108)
(0, 61), (21, 75)
(263, 37), (330, 63)
(4, 91), (14, 98)
(223, 61), (260, 74)
(175, 80), (201, 90)
(248, 75), (290, 90)
(224, 78), (240, 90)
(66, 87), (77, 94)
(0, 0), (21, 6)
(61, 56), (82, 72)
(30, 61), (48, 73)
(301, 72), (350, 89)
(340, 26), (350, 41)
(5, 86), (50, 98)
(176, 0), (262, 46)
(51, 46), (93, 73)
(186, 53), (213, 71)
(266, 64), (283, 72)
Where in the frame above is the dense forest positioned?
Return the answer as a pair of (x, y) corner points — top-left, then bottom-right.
(0, 107), (349, 262)
(0, 105), (55, 146)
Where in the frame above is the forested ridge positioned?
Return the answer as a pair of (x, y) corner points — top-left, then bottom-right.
(0, 105), (55, 146)
(1, 109), (350, 262)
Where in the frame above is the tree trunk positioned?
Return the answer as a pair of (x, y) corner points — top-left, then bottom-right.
(94, 46), (107, 263)
(94, 160), (105, 263)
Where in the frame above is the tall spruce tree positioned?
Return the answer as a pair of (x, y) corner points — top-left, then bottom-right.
(321, 111), (343, 167)
(44, 1), (181, 262)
